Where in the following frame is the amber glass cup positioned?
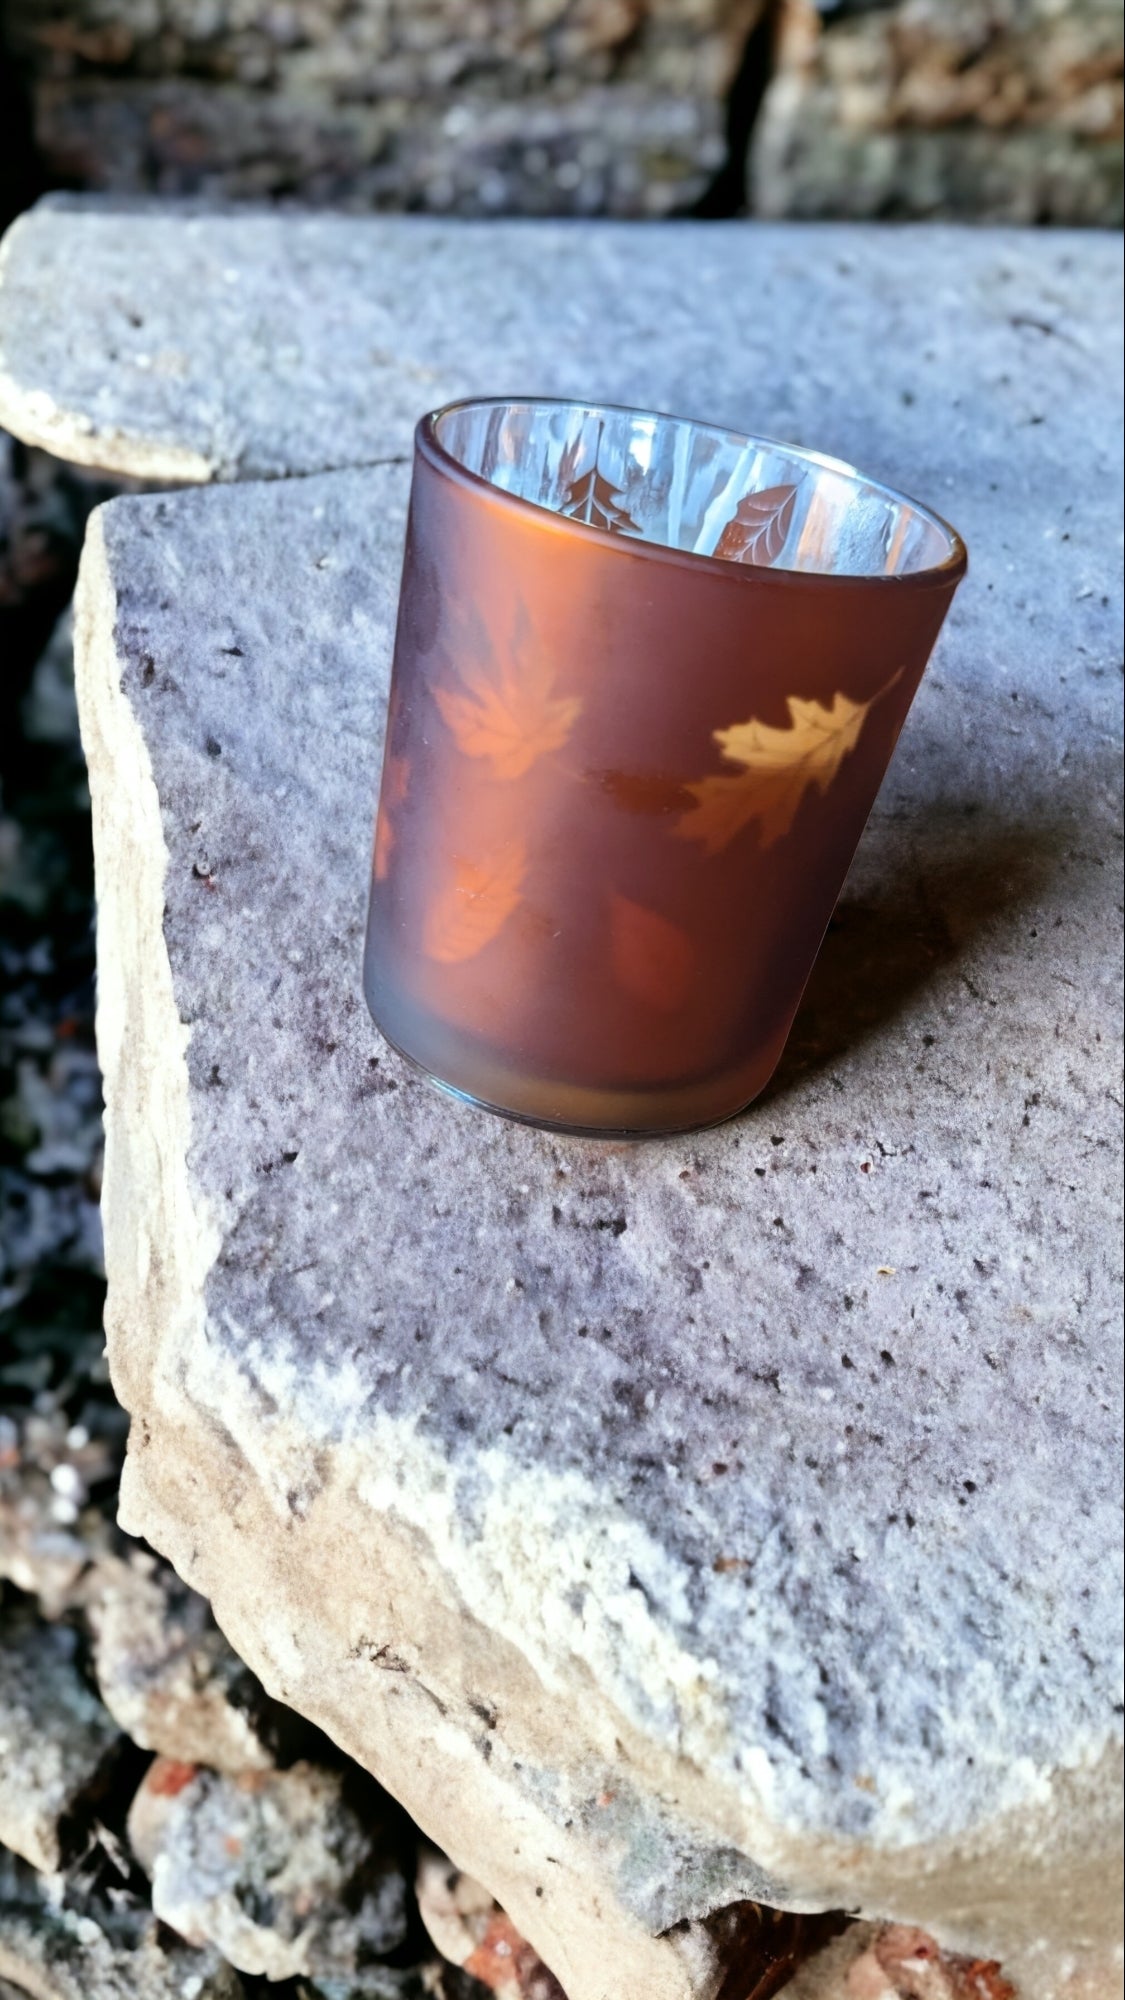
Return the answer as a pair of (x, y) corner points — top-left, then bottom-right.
(364, 398), (966, 1136)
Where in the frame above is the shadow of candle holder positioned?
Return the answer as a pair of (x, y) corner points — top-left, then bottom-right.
(764, 792), (1075, 1105)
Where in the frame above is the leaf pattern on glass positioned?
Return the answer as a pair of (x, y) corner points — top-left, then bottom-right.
(560, 465), (639, 534)
(714, 483), (799, 567)
(610, 893), (693, 1012)
(373, 752), (410, 881)
(677, 673), (901, 855)
(558, 421), (639, 535)
(423, 840), (528, 964)
(435, 617), (581, 781)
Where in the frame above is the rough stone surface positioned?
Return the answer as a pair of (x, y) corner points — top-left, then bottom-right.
(0, 203), (1119, 484)
(752, 0), (1123, 226)
(87, 1548), (308, 1771)
(415, 1854), (853, 1997)
(0, 1616), (125, 1872)
(67, 213), (1123, 2000)
(127, 1755), (408, 1980)
(0, 1841), (244, 2000)
(4, 0), (756, 217)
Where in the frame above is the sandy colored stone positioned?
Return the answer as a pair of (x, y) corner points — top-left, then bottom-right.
(415, 1853), (853, 1997)
(68, 210), (1123, 1999)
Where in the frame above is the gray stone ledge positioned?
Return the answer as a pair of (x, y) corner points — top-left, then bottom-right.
(1, 199), (1122, 488)
(72, 334), (1122, 1992)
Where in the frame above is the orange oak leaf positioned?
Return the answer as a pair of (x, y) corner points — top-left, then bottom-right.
(610, 893), (693, 1011)
(677, 674), (900, 855)
(373, 751), (410, 880)
(715, 483), (799, 567)
(423, 840), (527, 964)
(435, 613), (581, 781)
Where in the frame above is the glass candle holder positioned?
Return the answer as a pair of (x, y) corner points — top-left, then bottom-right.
(364, 398), (966, 1136)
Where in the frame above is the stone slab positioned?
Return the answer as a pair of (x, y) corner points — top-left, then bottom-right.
(0, 1618), (125, 1874)
(1, 199), (1122, 492)
(71, 217), (1123, 1997)
(1, 1), (752, 220)
(126, 1757), (407, 1979)
(749, 0), (1123, 229)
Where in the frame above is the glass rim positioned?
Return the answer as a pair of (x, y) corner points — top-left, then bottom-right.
(417, 395), (968, 590)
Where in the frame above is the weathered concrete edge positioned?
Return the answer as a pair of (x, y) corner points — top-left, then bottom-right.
(0, 211), (214, 481)
(0, 363), (212, 482)
(72, 493), (1124, 2000)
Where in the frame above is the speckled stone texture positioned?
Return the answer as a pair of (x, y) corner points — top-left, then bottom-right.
(127, 1757), (407, 1979)
(1, 202), (1122, 486)
(67, 207), (1123, 1998)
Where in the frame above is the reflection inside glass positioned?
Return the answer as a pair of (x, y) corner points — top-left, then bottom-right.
(435, 400), (958, 580)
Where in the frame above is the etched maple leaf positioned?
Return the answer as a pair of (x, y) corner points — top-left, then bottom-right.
(423, 839), (527, 964)
(677, 675), (899, 855)
(435, 610), (581, 780)
(715, 482), (799, 567)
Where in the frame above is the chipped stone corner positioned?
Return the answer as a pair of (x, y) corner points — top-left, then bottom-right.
(73, 504), (220, 1426)
(0, 212), (214, 483)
